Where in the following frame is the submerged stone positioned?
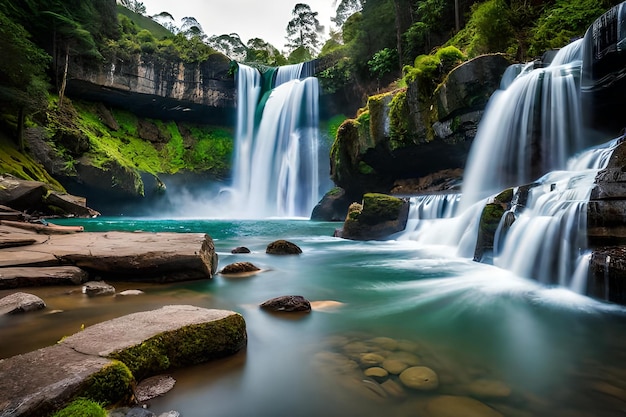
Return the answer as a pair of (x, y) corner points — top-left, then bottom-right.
(260, 295), (311, 312)
(0, 292), (46, 315)
(266, 240), (302, 255)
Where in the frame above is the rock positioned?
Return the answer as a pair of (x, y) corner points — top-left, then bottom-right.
(231, 246), (251, 254)
(74, 158), (144, 199)
(0, 292), (46, 314)
(364, 367), (389, 381)
(0, 175), (98, 218)
(260, 295), (311, 312)
(340, 193), (410, 240)
(0, 266), (88, 289)
(266, 240), (302, 255)
(0, 228), (218, 282)
(391, 170), (463, 194)
(382, 359), (410, 375)
(82, 281), (116, 297)
(135, 375), (176, 402)
(436, 54), (511, 122)
(381, 378), (407, 398)
(219, 262), (261, 275)
(360, 353), (385, 367)
(424, 395), (503, 417)
(369, 336), (399, 351)
(125, 408), (156, 417)
(0, 307), (246, 417)
(117, 290), (145, 296)
(581, 2), (626, 137)
(310, 187), (353, 221)
(386, 351), (420, 365)
(158, 412), (181, 417)
(399, 366), (439, 391)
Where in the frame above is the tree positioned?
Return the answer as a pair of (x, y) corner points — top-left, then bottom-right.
(0, 11), (50, 149)
(208, 33), (248, 62)
(119, 0), (146, 15)
(246, 38), (287, 66)
(332, 0), (364, 26)
(285, 3), (324, 56)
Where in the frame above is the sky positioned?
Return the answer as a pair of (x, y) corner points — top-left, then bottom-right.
(143, 0), (337, 52)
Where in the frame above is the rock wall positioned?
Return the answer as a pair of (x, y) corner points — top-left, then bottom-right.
(330, 54), (511, 199)
(66, 53), (236, 125)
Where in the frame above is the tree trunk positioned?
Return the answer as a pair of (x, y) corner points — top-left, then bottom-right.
(59, 43), (70, 109)
(455, 0), (460, 32)
(393, 0), (413, 67)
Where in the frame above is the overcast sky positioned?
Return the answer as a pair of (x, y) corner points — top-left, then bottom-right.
(143, 0), (337, 52)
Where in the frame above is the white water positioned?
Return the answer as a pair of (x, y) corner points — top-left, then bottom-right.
(227, 63), (322, 218)
(460, 39), (585, 208)
(400, 39), (620, 295)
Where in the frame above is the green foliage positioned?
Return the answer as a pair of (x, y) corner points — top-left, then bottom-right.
(325, 114), (348, 143)
(435, 46), (466, 73)
(368, 48), (398, 80)
(51, 398), (106, 417)
(529, 0), (617, 56)
(116, 5), (171, 39)
(287, 46), (313, 64)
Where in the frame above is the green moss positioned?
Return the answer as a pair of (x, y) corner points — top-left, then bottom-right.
(323, 114), (347, 144)
(82, 361), (134, 406)
(435, 46), (467, 74)
(183, 125), (233, 176)
(494, 188), (514, 205)
(359, 193), (404, 224)
(389, 89), (409, 147)
(479, 203), (505, 235)
(328, 187), (343, 196)
(0, 134), (65, 190)
(51, 398), (106, 417)
(358, 161), (375, 175)
(109, 314), (246, 380)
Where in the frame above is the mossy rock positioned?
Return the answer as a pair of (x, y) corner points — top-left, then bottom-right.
(81, 361), (134, 405)
(358, 193), (406, 225)
(341, 194), (410, 241)
(266, 240), (302, 255)
(473, 202), (506, 262)
(51, 398), (106, 417)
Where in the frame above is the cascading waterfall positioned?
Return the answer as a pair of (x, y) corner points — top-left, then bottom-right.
(460, 40), (585, 209)
(229, 63), (321, 218)
(401, 38), (619, 295)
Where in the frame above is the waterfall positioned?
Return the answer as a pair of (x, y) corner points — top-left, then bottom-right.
(400, 37), (621, 295)
(460, 39), (585, 209)
(229, 63), (321, 218)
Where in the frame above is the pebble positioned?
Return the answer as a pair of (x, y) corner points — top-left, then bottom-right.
(364, 367), (389, 379)
(382, 359), (409, 375)
(424, 395), (503, 417)
(399, 366), (439, 391)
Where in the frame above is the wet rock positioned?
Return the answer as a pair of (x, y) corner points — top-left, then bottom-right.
(360, 353), (385, 367)
(0, 266), (88, 289)
(340, 193), (410, 241)
(424, 395), (503, 417)
(231, 246), (251, 254)
(260, 295), (311, 312)
(310, 187), (353, 221)
(383, 359), (410, 375)
(399, 366), (439, 391)
(82, 281), (116, 297)
(266, 240), (302, 255)
(381, 378), (407, 398)
(219, 262), (261, 275)
(125, 408), (156, 417)
(364, 366), (389, 382)
(387, 351), (420, 365)
(135, 375), (176, 402)
(0, 292), (46, 315)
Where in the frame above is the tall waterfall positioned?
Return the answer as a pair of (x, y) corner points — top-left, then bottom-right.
(230, 63), (321, 218)
(400, 38), (619, 294)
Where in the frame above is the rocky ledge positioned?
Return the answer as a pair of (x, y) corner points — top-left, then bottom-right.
(0, 222), (218, 285)
(0, 305), (247, 416)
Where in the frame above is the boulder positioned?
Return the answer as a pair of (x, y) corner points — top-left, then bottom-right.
(0, 266), (88, 289)
(45, 191), (100, 218)
(399, 366), (439, 391)
(135, 375), (177, 402)
(219, 262), (261, 275)
(340, 193), (410, 240)
(231, 246), (251, 254)
(260, 295), (312, 312)
(436, 54), (511, 122)
(83, 281), (116, 297)
(0, 226), (218, 282)
(266, 240), (302, 255)
(0, 306), (246, 417)
(0, 175), (49, 212)
(310, 187), (354, 221)
(0, 291), (46, 314)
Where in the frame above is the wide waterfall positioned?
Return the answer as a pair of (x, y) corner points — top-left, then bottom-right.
(229, 62), (321, 218)
(399, 38), (619, 295)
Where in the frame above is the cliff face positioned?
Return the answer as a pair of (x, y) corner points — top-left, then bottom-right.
(66, 52), (236, 125)
(330, 54), (511, 199)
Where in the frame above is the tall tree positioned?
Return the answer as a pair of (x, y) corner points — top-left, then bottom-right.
(285, 3), (325, 55)
(332, 0), (364, 26)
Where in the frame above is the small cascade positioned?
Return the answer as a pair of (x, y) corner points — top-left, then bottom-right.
(460, 39), (586, 208)
(229, 63), (321, 218)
